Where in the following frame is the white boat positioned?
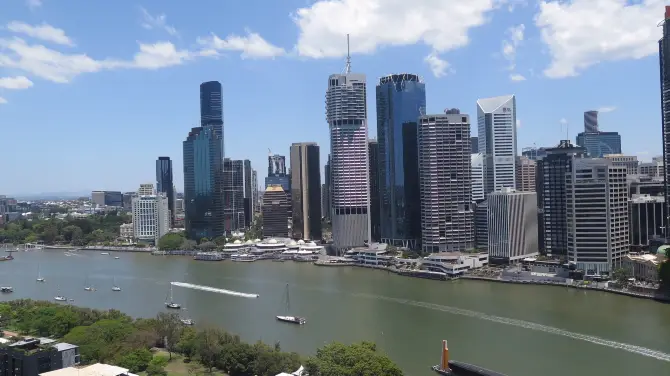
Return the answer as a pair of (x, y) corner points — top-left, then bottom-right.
(114, 256), (120, 259)
(0, 286), (13, 293)
(165, 284), (181, 309)
(101, 252), (109, 255)
(180, 318), (194, 325)
(112, 277), (121, 291)
(276, 284), (306, 325)
(36, 264), (45, 282)
(54, 295), (66, 301)
(84, 276), (93, 291)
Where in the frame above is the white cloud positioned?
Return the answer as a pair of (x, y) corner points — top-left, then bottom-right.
(510, 73), (526, 81)
(516, 119), (522, 128)
(292, 0), (501, 58)
(113, 42), (194, 69)
(597, 106), (616, 113)
(197, 30), (285, 59)
(423, 51), (451, 78)
(139, 7), (178, 37)
(560, 118), (567, 125)
(505, 0), (528, 12)
(0, 97), (7, 104)
(26, 0), (42, 9)
(535, 0), (661, 78)
(0, 76), (33, 89)
(501, 24), (525, 70)
(7, 21), (75, 46)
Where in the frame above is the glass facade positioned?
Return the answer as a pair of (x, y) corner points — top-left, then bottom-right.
(200, 81), (224, 159)
(183, 126), (224, 240)
(156, 157), (175, 225)
(103, 191), (123, 207)
(376, 74), (425, 248)
(575, 131), (621, 158)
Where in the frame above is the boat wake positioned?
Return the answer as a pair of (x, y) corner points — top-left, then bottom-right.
(170, 282), (259, 299)
(351, 293), (670, 363)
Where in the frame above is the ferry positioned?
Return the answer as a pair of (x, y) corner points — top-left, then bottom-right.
(0, 286), (13, 293)
(432, 340), (506, 376)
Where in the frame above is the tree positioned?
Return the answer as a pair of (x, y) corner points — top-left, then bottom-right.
(116, 348), (153, 373)
(146, 356), (168, 376)
(195, 328), (222, 372)
(660, 260), (670, 291)
(176, 327), (197, 360)
(197, 241), (216, 251)
(154, 313), (182, 360)
(62, 225), (83, 244)
(158, 233), (185, 251)
(304, 342), (403, 376)
(612, 268), (631, 284)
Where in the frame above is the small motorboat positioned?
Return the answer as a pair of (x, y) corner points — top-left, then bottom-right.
(180, 318), (194, 325)
(0, 286), (13, 293)
(54, 295), (66, 301)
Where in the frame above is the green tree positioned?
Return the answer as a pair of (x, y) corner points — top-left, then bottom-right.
(304, 342), (403, 376)
(176, 327), (198, 360)
(154, 313), (182, 360)
(146, 357), (168, 376)
(660, 260), (670, 291)
(62, 225), (83, 244)
(195, 328), (222, 372)
(116, 348), (153, 373)
(612, 268), (631, 284)
(158, 233), (185, 251)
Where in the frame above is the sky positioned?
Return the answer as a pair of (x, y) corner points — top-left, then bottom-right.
(0, 0), (666, 195)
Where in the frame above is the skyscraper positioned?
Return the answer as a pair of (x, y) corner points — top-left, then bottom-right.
(584, 110), (599, 133)
(322, 155), (331, 221)
(132, 192), (170, 244)
(200, 81), (224, 158)
(156, 156), (175, 225)
(368, 139), (381, 242)
(661, 6), (670, 229)
(262, 185), (291, 238)
(326, 37), (370, 250)
(376, 73), (425, 248)
(265, 154), (290, 191)
(515, 156), (536, 192)
(488, 189), (538, 264)
(418, 112), (474, 252)
(575, 131), (621, 158)
(243, 160), (253, 228)
(223, 159), (245, 233)
(477, 95), (517, 194)
(183, 126), (224, 240)
(471, 153), (485, 202)
(290, 142), (322, 240)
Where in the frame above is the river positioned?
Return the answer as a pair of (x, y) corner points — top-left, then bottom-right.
(1, 250), (670, 376)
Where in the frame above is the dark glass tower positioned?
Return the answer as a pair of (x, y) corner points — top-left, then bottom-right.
(156, 157), (175, 225)
(661, 6), (670, 231)
(368, 140), (381, 242)
(376, 73), (425, 249)
(243, 159), (253, 228)
(183, 126), (224, 240)
(200, 81), (224, 158)
(290, 142), (322, 240)
(223, 159), (245, 233)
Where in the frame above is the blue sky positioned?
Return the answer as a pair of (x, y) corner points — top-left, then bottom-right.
(0, 0), (665, 195)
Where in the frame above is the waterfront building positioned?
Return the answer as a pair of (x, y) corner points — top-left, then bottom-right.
(566, 158), (629, 274)
(323, 154), (331, 220)
(156, 157), (175, 226)
(223, 159), (245, 234)
(477, 95), (517, 194)
(487, 188), (538, 264)
(639, 156), (664, 177)
(119, 223), (133, 240)
(200, 81), (224, 158)
(262, 185), (291, 238)
(290, 142), (322, 240)
(0, 337), (79, 376)
(422, 252), (489, 277)
(474, 201), (488, 250)
(131, 192), (170, 244)
(470, 137), (478, 153)
(376, 73), (425, 248)
(183, 126), (224, 240)
(326, 44), (370, 250)
(265, 154), (290, 191)
(418, 112), (474, 252)
(368, 140), (381, 242)
(621, 252), (665, 283)
(630, 194), (665, 248)
(251, 170), (260, 215)
(471, 153), (485, 202)
(138, 184), (154, 196)
(515, 156), (536, 192)
(536, 140), (586, 256)
(604, 154), (639, 175)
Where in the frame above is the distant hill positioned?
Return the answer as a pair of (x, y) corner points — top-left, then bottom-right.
(10, 191), (92, 201)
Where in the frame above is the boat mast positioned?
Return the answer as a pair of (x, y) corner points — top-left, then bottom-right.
(286, 284), (290, 312)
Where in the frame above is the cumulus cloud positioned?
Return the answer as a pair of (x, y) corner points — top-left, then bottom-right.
(510, 73), (526, 81)
(197, 30), (286, 59)
(535, 0), (661, 78)
(502, 24), (524, 70)
(139, 7), (178, 36)
(292, 0), (500, 58)
(597, 106), (616, 113)
(6, 21), (75, 46)
(0, 76), (33, 89)
(0, 97), (7, 104)
(424, 51), (451, 78)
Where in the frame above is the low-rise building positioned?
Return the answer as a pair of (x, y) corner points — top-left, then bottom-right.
(422, 252), (489, 276)
(621, 249), (667, 283)
(41, 363), (138, 376)
(119, 223), (133, 239)
(0, 337), (79, 376)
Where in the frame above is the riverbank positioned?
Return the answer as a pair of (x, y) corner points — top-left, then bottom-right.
(45, 245), (153, 252)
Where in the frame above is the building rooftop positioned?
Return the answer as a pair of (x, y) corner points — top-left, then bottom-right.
(476, 95), (514, 113)
(41, 363), (135, 376)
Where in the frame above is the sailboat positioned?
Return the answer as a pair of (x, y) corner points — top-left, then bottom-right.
(112, 277), (121, 292)
(54, 288), (67, 301)
(84, 276), (93, 291)
(276, 283), (306, 325)
(165, 283), (181, 309)
(36, 265), (45, 282)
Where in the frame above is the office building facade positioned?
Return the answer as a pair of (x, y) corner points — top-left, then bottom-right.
(418, 112), (474, 252)
(566, 159), (629, 274)
(138, 184), (154, 196)
(487, 189), (539, 264)
(630, 194), (665, 247)
(223, 159), (245, 233)
(376, 73), (425, 248)
(323, 154), (332, 220)
(515, 156), (536, 192)
(183, 126), (224, 240)
(132, 192), (170, 243)
(474, 201), (488, 250)
(576, 131), (621, 158)
(200, 81), (224, 158)
(639, 157), (664, 177)
(584, 110), (599, 133)
(536, 140), (586, 256)
(477, 95), (517, 194)
(326, 71), (370, 250)
(242, 160), (253, 228)
(262, 185), (291, 238)
(156, 157), (176, 225)
(265, 154), (290, 191)
(290, 142), (322, 240)
(470, 137), (479, 153)
(604, 154), (638, 175)
(471, 153), (485, 202)
(368, 139), (381, 242)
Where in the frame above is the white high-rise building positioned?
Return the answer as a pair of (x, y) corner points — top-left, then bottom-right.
(487, 188), (538, 263)
(138, 183), (155, 196)
(326, 44), (369, 251)
(477, 95), (517, 194)
(132, 193), (170, 243)
(471, 153), (485, 202)
(566, 159), (629, 274)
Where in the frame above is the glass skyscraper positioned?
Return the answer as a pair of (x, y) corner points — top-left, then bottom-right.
(183, 126), (224, 240)
(661, 6), (670, 227)
(156, 156), (175, 225)
(376, 73), (426, 248)
(200, 81), (224, 158)
(575, 131), (621, 157)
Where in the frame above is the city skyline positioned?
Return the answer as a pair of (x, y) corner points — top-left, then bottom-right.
(0, 0), (662, 194)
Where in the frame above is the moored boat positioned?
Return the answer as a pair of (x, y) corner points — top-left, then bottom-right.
(0, 286), (13, 293)
(0, 255), (14, 261)
(276, 283), (306, 325)
(432, 340), (506, 376)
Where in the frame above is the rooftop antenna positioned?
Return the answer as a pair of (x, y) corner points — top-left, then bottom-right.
(345, 34), (351, 74)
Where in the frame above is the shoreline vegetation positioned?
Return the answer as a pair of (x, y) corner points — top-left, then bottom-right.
(0, 300), (403, 376)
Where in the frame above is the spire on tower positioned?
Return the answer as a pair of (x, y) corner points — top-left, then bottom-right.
(345, 34), (351, 74)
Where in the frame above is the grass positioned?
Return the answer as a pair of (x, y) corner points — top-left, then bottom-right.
(140, 350), (229, 376)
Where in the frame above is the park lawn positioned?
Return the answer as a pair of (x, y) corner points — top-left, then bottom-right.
(142, 350), (229, 376)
